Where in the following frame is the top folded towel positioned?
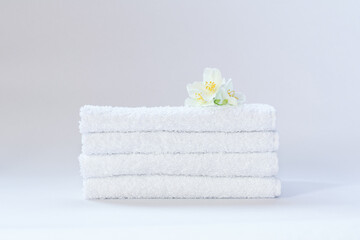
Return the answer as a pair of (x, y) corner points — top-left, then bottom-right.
(80, 104), (276, 133)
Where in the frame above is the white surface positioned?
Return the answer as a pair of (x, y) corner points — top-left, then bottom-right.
(1, 159), (360, 239)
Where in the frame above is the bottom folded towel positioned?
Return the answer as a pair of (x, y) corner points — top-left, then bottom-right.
(83, 176), (281, 199)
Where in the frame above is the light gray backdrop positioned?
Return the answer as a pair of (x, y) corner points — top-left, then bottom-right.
(1, 0), (360, 237)
(1, 0), (359, 180)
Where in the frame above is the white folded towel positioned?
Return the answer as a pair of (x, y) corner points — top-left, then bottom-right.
(82, 131), (279, 155)
(79, 152), (278, 178)
(79, 104), (276, 133)
(83, 176), (281, 199)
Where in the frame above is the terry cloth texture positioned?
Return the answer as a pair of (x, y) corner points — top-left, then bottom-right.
(81, 131), (279, 155)
(79, 152), (279, 178)
(78, 104), (281, 199)
(83, 175), (281, 199)
(79, 104), (276, 133)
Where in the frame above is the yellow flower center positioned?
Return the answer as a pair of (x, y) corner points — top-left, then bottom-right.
(227, 89), (239, 99)
(195, 92), (205, 101)
(205, 81), (216, 92)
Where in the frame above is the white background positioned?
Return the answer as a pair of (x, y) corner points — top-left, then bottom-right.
(1, 0), (360, 239)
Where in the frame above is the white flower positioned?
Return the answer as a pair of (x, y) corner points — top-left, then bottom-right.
(185, 68), (246, 107)
(216, 79), (246, 106)
(185, 81), (215, 106)
(202, 68), (224, 96)
(185, 68), (225, 106)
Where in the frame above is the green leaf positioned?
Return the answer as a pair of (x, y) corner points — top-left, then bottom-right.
(214, 99), (228, 106)
(221, 99), (228, 105)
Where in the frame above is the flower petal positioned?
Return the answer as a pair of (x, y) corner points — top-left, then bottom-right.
(235, 92), (246, 104)
(203, 68), (224, 95)
(224, 79), (234, 91)
(227, 97), (238, 106)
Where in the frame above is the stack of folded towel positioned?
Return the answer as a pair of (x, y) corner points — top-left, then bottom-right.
(79, 104), (281, 199)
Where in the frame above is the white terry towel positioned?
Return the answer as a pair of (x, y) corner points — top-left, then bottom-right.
(79, 104), (276, 133)
(83, 176), (281, 199)
(82, 131), (279, 155)
(79, 152), (278, 178)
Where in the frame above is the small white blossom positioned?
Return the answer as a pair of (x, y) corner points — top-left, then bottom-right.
(185, 68), (246, 107)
